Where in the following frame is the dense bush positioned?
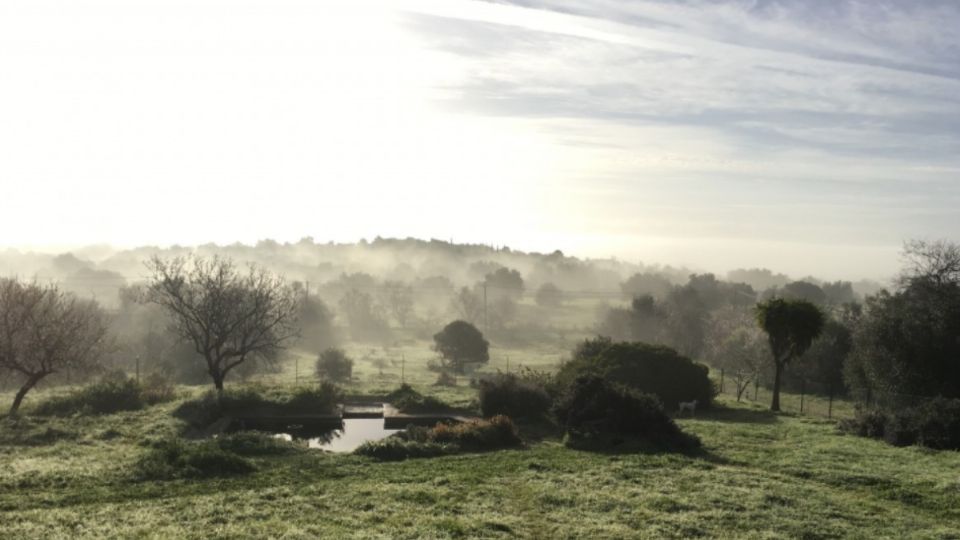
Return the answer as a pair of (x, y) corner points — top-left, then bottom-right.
(174, 384), (341, 429)
(315, 348), (353, 382)
(478, 372), (551, 419)
(842, 398), (960, 450)
(135, 438), (255, 480)
(357, 415), (522, 460)
(552, 376), (700, 450)
(386, 384), (452, 413)
(557, 339), (715, 410)
(33, 372), (176, 416)
(427, 415), (522, 451)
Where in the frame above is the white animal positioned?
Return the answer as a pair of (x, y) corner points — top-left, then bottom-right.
(678, 400), (698, 416)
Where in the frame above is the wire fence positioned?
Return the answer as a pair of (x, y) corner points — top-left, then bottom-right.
(713, 372), (856, 420)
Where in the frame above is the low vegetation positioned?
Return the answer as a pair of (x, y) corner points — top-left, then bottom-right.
(135, 437), (256, 480)
(553, 376), (701, 450)
(385, 383), (453, 414)
(477, 371), (551, 419)
(32, 372), (175, 417)
(840, 397), (960, 450)
(356, 415), (522, 461)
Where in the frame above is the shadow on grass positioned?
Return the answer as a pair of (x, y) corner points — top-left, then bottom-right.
(565, 436), (731, 465)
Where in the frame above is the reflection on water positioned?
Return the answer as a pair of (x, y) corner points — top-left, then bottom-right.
(254, 418), (402, 452)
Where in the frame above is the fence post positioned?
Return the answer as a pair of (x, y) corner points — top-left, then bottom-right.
(720, 368), (725, 394)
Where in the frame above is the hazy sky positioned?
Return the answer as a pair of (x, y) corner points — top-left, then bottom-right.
(2, 0), (959, 279)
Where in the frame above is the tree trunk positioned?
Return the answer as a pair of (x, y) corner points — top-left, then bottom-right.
(10, 373), (45, 415)
(771, 362), (783, 412)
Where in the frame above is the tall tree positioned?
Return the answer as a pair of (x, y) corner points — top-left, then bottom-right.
(755, 298), (825, 411)
(144, 255), (300, 395)
(0, 279), (110, 414)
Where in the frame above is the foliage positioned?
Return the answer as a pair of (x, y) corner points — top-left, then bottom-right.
(552, 376), (700, 449)
(174, 384), (341, 428)
(841, 398), (960, 450)
(33, 372), (175, 416)
(0, 279), (111, 413)
(478, 372), (551, 419)
(135, 437), (255, 480)
(425, 415), (522, 451)
(296, 295), (338, 353)
(315, 348), (353, 382)
(483, 267), (524, 298)
(755, 297), (825, 411)
(386, 384), (452, 413)
(558, 339), (714, 409)
(432, 320), (489, 373)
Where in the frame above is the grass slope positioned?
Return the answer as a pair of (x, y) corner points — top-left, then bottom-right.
(1, 391), (959, 539)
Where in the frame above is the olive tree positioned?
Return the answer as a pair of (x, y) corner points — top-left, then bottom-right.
(433, 320), (489, 373)
(756, 298), (825, 411)
(0, 279), (110, 414)
(144, 255), (300, 395)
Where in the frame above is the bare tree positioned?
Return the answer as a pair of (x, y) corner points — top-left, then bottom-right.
(0, 279), (110, 414)
(900, 239), (960, 287)
(144, 255), (300, 395)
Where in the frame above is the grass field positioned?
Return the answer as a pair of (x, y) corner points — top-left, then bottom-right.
(2, 353), (959, 539)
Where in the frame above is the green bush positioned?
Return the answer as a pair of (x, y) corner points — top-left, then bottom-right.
(140, 372), (177, 405)
(552, 376), (700, 450)
(34, 373), (173, 416)
(316, 348), (353, 382)
(478, 373), (551, 419)
(842, 398), (960, 450)
(174, 384), (341, 428)
(135, 438), (255, 480)
(557, 339), (715, 410)
(284, 382), (342, 413)
(386, 384), (452, 413)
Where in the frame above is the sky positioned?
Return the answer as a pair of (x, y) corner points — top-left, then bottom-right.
(1, 0), (959, 280)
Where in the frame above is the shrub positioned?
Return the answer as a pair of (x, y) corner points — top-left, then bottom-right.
(427, 415), (522, 451)
(386, 384), (452, 413)
(478, 373), (551, 419)
(557, 340), (715, 409)
(135, 438), (255, 480)
(141, 372), (177, 405)
(316, 348), (353, 382)
(174, 385), (342, 428)
(34, 373), (144, 416)
(354, 437), (452, 461)
(552, 376), (700, 449)
(840, 398), (960, 450)
(285, 382), (342, 413)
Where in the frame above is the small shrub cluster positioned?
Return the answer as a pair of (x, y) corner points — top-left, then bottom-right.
(0, 416), (78, 446)
(840, 398), (960, 450)
(552, 376), (700, 450)
(355, 416), (522, 461)
(315, 348), (353, 382)
(478, 372), (551, 419)
(353, 438), (452, 461)
(135, 438), (256, 480)
(174, 384), (342, 429)
(386, 384), (452, 413)
(433, 371), (457, 387)
(427, 415), (522, 451)
(34, 372), (176, 417)
(285, 382), (342, 413)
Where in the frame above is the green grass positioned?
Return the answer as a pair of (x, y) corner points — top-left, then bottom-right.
(2, 382), (959, 538)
